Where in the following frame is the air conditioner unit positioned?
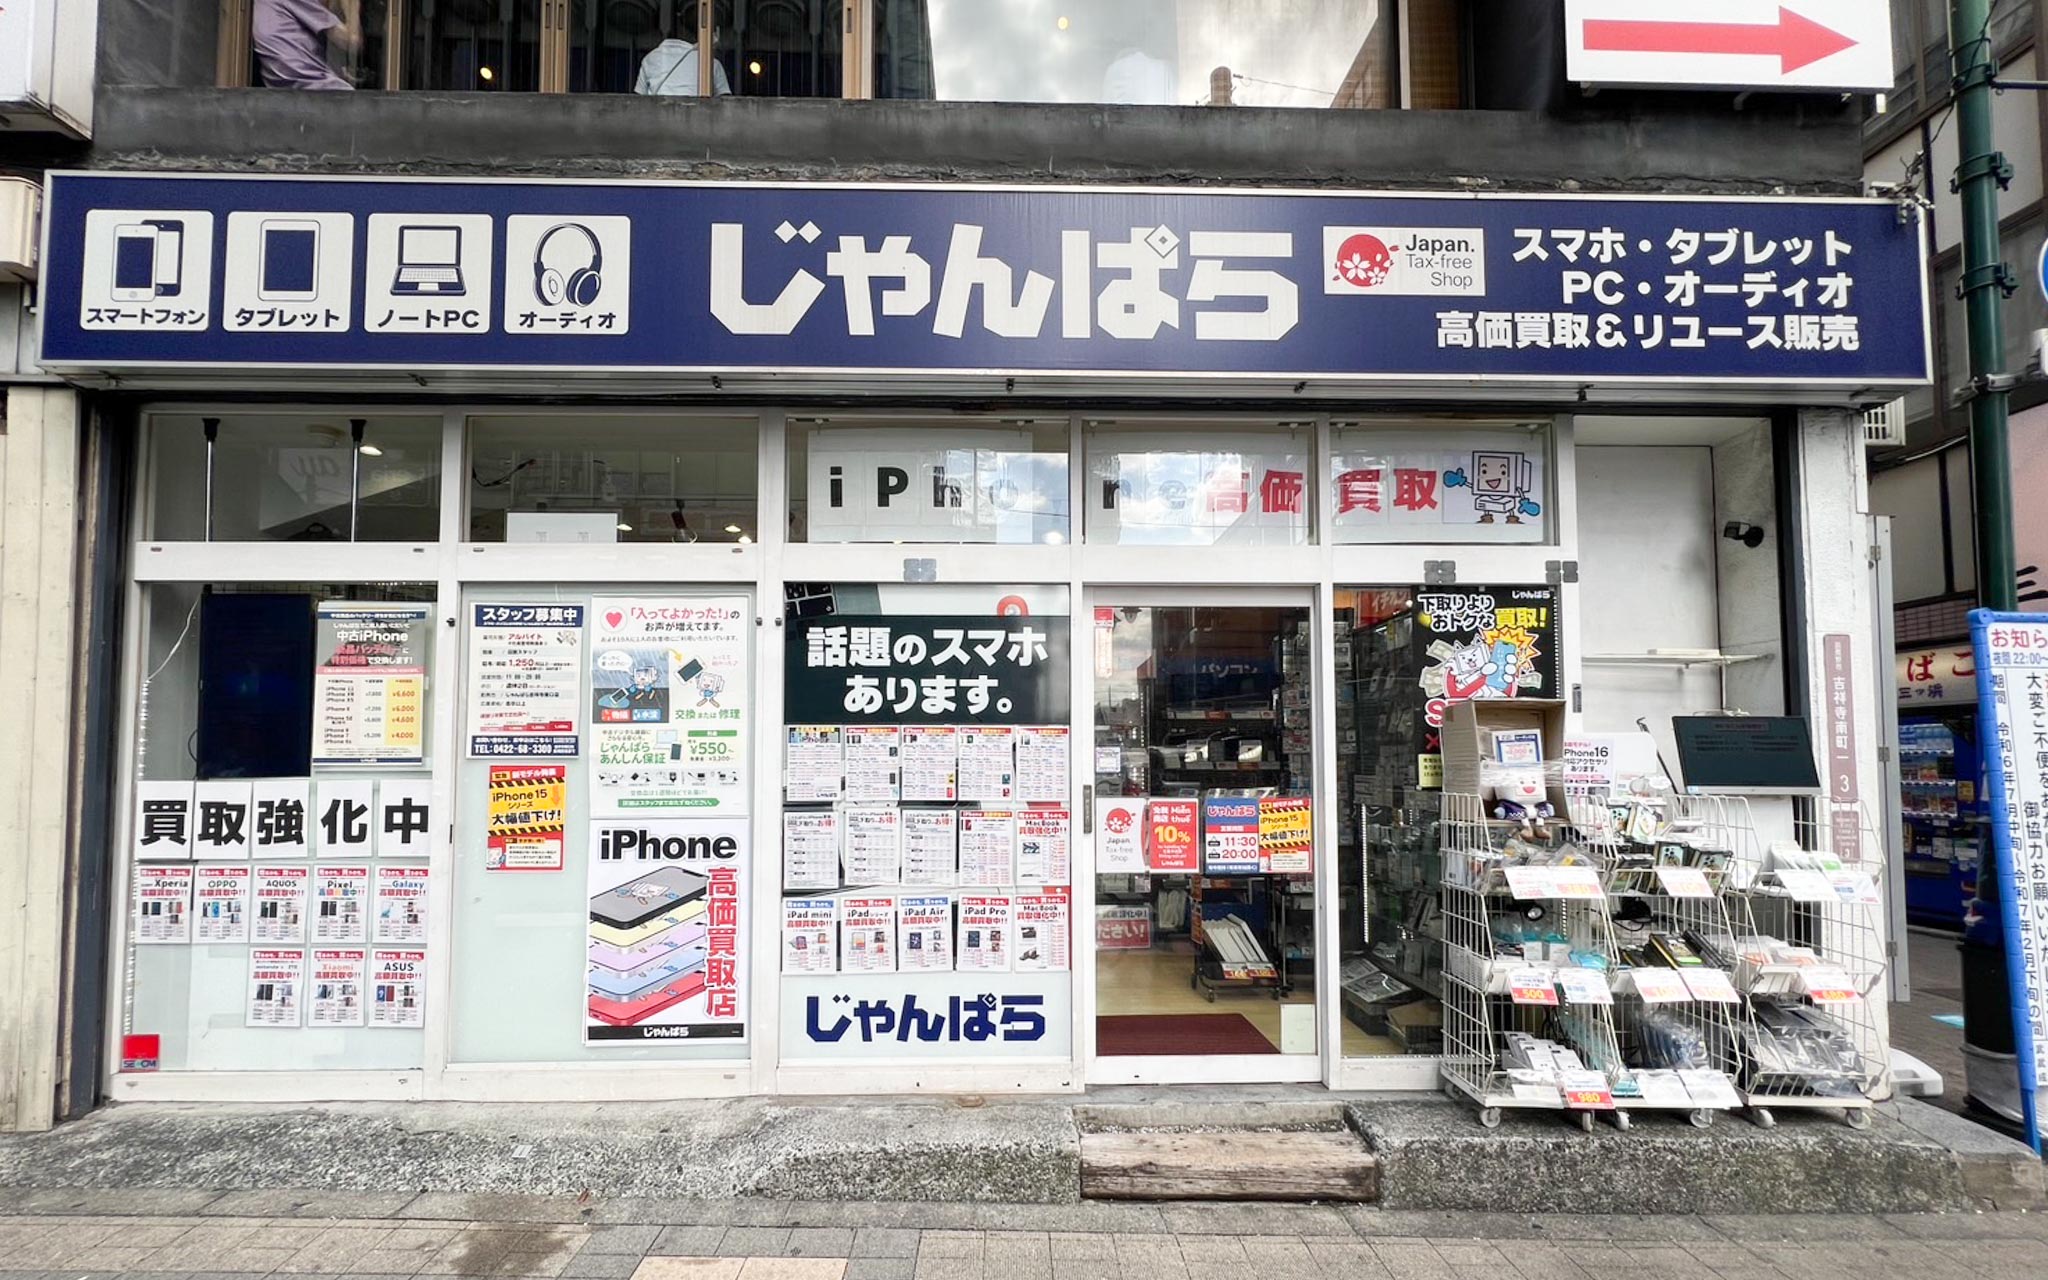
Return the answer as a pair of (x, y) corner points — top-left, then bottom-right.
(1862, 398), (1906, 448)
(0, 177), (41, 282)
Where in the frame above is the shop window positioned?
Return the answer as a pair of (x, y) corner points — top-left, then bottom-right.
(1083, 420), (1311, 547)
(1335, 584), (1563, 1058)
(125, 581), (435, 1072)
(1329, 421), (1551, 545)
(873, 0), (1401, 108)
(147, 413), (443, 542)
(778, 583), (1075, 1065)
(449, 584), (754, 1063)
(1090, 602), (1319, 1059)
(786, 417), (1070, 545)
(467, 414), (758, 544)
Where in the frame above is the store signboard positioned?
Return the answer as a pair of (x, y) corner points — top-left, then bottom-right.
(1969, 610), (2048, 1154)
(780, 971), (1070, 1059)
(785, 615), (1069, 725)
(1898, 643), (1976, 706)
(1565, 2), (1891, 92)
(311, 603), (430, 767)
(40, 173), (1930, 390)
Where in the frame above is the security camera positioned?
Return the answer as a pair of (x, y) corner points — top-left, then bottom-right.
(1722, 521), (1766, 549)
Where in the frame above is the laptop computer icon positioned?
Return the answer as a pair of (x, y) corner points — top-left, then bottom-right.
(392, 225), (466, 295)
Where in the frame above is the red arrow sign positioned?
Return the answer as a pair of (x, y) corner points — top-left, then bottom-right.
(1583, 6), (1858, 75)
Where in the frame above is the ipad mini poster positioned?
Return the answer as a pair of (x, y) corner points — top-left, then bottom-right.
(585, 817), (749, 1043)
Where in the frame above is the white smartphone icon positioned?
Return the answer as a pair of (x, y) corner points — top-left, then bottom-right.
(112, 225), (160, 301)
(146, 220), (184, 295)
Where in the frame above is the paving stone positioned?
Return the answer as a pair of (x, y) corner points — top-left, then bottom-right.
(1109, 1235), (1179, 1265)
(1882, 1213), (2048, 1241)
(1374, 1242), (1453, 1280)
(351, 1247), (449, 1273)
(631, 1262), (744, 1280)
(782, 1232), (853, 1259)
(563, 1254), (647, 1280)
(398, 1200), (588, 1227)
(909, 1260), (981, 1280)
(970, 1207), (1162, 1235)
(650, 1230), (727, 1258)
(584, 1204), (722, 1228)
(53, 1248), (175, 1273)
(912, 1234), (981, 1261)
(1047, 1266), (1118, 1280)
(1303, 1238), (1385, 1272)
(1702, 1216), (1908, 1243)
(580, 1228), (661, 1256)
(1046, 1234), (1116, 1262)
(731, 1262), (845, 1280)
(847, 1231), (919, 1260)
(842, 1263), (914, 1280)
(712, 1233), (792, 1261)
(202, 1194), (419, 1221)
(1170, 1237), (1245, 1265)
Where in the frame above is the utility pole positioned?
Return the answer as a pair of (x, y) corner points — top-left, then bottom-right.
(1954, 0), (2017, 613)
(1952, 0), (2024, 1122)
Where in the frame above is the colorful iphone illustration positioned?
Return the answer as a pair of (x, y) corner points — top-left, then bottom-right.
(258, 220), (321, 301)
(112, 225), (159, 301)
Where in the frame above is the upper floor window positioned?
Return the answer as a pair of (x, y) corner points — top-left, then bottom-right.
(199, 0), (1453, 103)
(223, 0), (849, 93)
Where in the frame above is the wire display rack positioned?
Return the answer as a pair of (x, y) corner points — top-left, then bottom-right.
(1439, 790), (1631, 1131)
(1579, 793), (1750, 1129)
(1720, 800), (1893, 1130)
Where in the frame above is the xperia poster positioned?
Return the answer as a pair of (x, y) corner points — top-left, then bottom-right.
(589, 597), (750, 817)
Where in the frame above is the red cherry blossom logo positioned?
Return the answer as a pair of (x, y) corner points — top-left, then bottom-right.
(1105, 808), (1134, 833)
(1335, 233), (1394, 288)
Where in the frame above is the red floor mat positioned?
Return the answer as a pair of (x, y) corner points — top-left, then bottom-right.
(1096, 1012), (1279, 1056)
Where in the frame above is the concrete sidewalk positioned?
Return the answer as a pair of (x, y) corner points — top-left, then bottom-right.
(0, 1092), (2039, 1216)
(3, 1191), (2048, 1280)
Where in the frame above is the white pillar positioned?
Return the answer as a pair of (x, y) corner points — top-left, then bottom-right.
(0, 385), (82, 1133)
(1791, 407), (1894, 1064)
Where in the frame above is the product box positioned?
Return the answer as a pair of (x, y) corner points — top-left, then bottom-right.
(1387, 1000), (1444, 1054)
(1440, 698), (1568, 798)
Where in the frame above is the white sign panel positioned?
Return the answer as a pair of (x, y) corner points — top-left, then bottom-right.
(779, 971), (1072, 1060)
(1973, 614), (2048, 1094)
(807, 427), (1064, 543)
(465, 603), (584, 757)
(0, 0), (31, 102)
(1565, 2), (1893, 92)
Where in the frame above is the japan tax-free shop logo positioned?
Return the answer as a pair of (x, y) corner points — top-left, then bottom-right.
(1323, 227), (1487, 297)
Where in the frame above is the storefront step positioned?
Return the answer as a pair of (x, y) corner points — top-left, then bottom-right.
(1079, 1128), (1379, 1202)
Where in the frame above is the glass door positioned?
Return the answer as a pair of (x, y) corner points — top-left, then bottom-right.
(1086, 588), (1321, 1083)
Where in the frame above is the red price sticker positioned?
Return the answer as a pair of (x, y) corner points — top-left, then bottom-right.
(1508, 967), (1560, 1005)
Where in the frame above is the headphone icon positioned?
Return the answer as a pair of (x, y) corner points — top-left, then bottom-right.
(532, 222), (604, 308)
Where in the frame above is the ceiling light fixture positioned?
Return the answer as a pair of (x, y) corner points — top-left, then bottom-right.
(357, 443), (383, 457)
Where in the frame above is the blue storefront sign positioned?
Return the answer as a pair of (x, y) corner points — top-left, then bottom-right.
(37, 172), (1930, 387)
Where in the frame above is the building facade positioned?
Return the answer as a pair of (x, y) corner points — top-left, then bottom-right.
(1, 0), (1923, 1128)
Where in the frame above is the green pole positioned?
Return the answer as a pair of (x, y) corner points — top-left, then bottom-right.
(1954, 0), (2017, 612)
(1951, 0), (2024, 1116)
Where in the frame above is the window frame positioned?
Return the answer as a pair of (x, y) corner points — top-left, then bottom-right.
(217, 0), (1420, 104)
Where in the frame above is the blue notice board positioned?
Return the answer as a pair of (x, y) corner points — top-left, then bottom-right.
(1969, 610), (2048, 1153)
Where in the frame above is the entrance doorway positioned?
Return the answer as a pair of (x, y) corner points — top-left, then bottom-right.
(1086, 589), (1321, 1083)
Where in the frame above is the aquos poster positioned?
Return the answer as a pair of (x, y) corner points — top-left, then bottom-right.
(588, 597), (750, 815)
(585, 817), (748, 1043)
(1413, 586), (1560, 732)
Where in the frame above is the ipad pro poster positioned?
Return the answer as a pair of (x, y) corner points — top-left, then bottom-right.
(585, 818), (747, 1042)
